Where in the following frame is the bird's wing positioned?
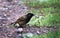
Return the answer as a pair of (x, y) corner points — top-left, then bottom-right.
(16, 16), (27, 25)
(16, 16), (27, 22)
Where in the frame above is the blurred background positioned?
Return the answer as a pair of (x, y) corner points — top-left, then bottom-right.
(0, 0), (60, 38)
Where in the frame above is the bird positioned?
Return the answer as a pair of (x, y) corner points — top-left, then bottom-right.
(10, 13), (34, 28)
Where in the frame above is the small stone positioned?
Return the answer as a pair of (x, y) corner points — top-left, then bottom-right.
(4, 14), (7, 16)
(26, 33), (33, 37)
(17, 28), (23, 32)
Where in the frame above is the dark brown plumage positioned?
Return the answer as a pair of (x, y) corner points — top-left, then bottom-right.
(11, 13), (34, 28)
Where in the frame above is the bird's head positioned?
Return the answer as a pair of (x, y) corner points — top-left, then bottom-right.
(26, 13), (34, 18)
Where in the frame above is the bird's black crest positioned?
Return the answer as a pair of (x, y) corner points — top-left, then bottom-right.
(26, 13), (34, 18)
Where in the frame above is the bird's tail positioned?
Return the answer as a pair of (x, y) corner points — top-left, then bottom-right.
(9, 22), (16, 26)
